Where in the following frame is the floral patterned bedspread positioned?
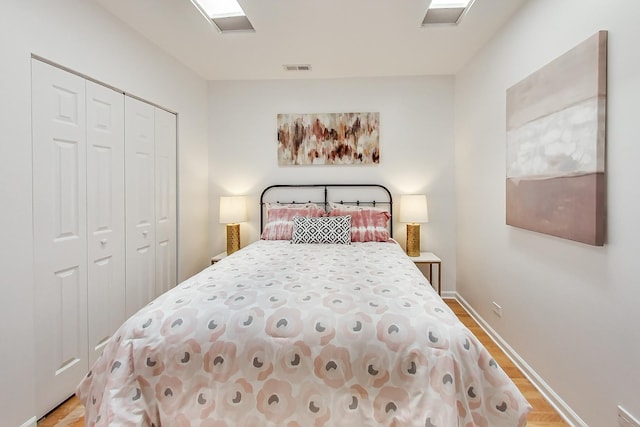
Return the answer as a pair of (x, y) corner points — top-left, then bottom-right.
(77, 240), (530, 426)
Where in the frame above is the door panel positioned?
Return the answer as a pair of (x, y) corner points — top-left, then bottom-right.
(125, 97), (156, 317)
(32, 59), (88, 416)
(56, 266), (82, 373)
(86, 81), (125, 365)
(53, 139), (81, 240)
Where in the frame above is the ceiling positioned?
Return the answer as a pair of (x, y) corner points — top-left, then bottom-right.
(93, 0), (527, 81)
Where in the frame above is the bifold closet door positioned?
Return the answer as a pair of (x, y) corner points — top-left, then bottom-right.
(33, 60), (176, 416)
(125, 97), (157, 317)
(32, 61), (126, 415)
(32, 60), (89, 416)
(86, 81), (126, 366)
(154, 108), (177, 297)
(125, 99), (177, 316)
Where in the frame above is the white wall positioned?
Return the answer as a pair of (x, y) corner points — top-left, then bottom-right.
(208, 76), (457, 291)
(0, 1), (209, 424)
(454, 0), (640, 425)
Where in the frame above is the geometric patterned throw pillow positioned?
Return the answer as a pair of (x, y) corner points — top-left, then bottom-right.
(291, 215), (351, 244)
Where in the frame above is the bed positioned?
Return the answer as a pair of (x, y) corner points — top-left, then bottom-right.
(77, 184), (531, 426)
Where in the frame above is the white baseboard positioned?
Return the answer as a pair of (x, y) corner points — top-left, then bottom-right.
(441, 290), (457, 299)
(19, 416), (37, 427)
(449, 292), (587, 427)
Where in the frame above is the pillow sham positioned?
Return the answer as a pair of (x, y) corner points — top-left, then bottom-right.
(291, 215), (351, 244)
(261, 203), (325, 240)
(328, 205), (391, 242)
(327, 201), (389, 212)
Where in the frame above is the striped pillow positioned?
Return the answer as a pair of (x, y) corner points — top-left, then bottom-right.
(328, 205), (391, 242)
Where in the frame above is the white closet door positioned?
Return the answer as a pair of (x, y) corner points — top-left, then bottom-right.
(154, 108), (177, 297)
(86, 81), (125, 365)
(32, 59), (89, 416)
(125, 97), (156, 317)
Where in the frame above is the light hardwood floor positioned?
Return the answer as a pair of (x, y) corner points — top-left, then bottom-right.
(445, 299), (569, 427)
(38, 299), (568, 427)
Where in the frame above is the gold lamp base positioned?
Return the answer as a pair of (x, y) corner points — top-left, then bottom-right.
(226, 223), (241, 255)
(406, 223), (421, 257)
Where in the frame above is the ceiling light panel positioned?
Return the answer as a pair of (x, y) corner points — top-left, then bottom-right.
(422, 7), (465, 24)
(191, 0), (255, 33)
(428, 0), (471, 8)
(213, 15), (255, 32)
(422, 0), (474, 25)
(193, 0), (245, 18)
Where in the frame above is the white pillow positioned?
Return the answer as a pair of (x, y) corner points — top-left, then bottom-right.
(328, 201), (389, 212)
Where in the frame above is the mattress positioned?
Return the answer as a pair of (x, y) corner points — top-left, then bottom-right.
(77, 240), (531, 426)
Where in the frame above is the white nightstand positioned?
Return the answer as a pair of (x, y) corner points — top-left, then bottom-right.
(409, 252), (442, 295)
(210, 251), (227, 265)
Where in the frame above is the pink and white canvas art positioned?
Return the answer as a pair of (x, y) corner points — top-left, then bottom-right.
(506, 31), (607, 246)
(277, 112), (380, 165)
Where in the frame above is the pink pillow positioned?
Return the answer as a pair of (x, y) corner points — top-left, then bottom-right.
(328, 206), (391, 242)
(261, 203), (325, 240)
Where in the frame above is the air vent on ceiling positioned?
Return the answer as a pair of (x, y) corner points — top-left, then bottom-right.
(283, 64), (312, 72)
(212, 15), (255, 33)
(422, 7), (465, 25)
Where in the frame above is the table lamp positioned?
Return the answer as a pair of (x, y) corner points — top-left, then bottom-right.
(400, 194), (429, 257)
(219, 196), (247, 255)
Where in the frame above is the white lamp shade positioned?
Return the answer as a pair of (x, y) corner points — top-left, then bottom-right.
(399, 194), (429, 223)
(219, 196), (247, 224)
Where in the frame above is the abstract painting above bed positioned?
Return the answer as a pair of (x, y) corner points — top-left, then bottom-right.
(277, 112), (380, 166)
(77, 240), (530, 426)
